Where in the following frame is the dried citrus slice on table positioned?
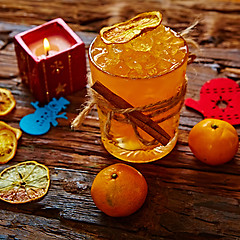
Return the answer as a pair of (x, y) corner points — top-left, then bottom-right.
(100, 11), (162, 44)
(0, 129), (17, 164)
(0, 161), (50, 204)
(0, 121), (22, 140)
(0, 88), (16, 116)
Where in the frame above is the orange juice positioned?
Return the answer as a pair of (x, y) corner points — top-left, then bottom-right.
(89, 12), (188, 163)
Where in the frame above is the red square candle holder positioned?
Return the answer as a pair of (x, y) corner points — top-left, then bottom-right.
(14, 18), (87, 103)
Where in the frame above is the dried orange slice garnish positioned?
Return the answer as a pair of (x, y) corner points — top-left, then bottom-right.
(0, 88), (16, 116)
(0, 161), (50, 204)
(100, 11), (162, 44)
(0, 129), (17, 164)
(0, 121), (22, 140)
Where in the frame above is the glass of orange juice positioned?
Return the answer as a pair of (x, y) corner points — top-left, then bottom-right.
(88, 11), (189, 163)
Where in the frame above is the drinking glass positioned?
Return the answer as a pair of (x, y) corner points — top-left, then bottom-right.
(89, 16), (189, 163)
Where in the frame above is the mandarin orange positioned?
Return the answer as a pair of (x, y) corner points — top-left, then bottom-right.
(188, 119), (239, 165)
(91, 163), (148, 217)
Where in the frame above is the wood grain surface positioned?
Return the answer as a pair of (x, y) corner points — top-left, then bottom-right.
(0, 0), (240, 239)
(0, 0), (240, 48)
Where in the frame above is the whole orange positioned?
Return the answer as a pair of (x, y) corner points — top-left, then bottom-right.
(91, 163), (148, 217)
(188, 119), (239, 165)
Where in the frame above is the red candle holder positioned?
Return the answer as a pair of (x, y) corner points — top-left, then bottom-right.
(14, 18), (87, 103)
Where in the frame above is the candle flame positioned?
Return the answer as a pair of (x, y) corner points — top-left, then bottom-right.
(43, 38), (50, 56)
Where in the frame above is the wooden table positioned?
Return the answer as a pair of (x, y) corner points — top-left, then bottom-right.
(0, 1), (240, 239)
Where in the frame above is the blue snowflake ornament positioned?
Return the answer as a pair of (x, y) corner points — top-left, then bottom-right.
(20, 97), (70, 135)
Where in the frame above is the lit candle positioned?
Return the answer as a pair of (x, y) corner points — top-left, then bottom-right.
(28, 35), (72, 59)
(14, 18), (87, 103)
(43, 38), (50, 56)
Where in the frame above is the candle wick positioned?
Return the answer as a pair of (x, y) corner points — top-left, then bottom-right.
(43, 38), (50, 56)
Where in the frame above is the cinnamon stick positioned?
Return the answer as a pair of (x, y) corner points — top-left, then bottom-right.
(92, 81), (171, 145)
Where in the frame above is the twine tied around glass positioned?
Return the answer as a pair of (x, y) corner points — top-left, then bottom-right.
(71, 76), (187, 146)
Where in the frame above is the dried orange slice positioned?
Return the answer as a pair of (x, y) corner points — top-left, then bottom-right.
(0, 161), (50, 204)
(0, 88), (16, 116)
(0, 121), (22, 140)
(0, 129), (17, 164)
(100, 11), (162, 44)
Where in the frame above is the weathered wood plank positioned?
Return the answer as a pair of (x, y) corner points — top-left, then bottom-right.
(0, 0), (240, 48)
(1, 164), (240, 239)
(0, 1), (240, 238)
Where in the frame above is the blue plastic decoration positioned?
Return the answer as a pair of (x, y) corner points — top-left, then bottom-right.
(20, 97), (70, 135)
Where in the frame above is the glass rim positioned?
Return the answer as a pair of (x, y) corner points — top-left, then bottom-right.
(88, 31), (189, 80)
